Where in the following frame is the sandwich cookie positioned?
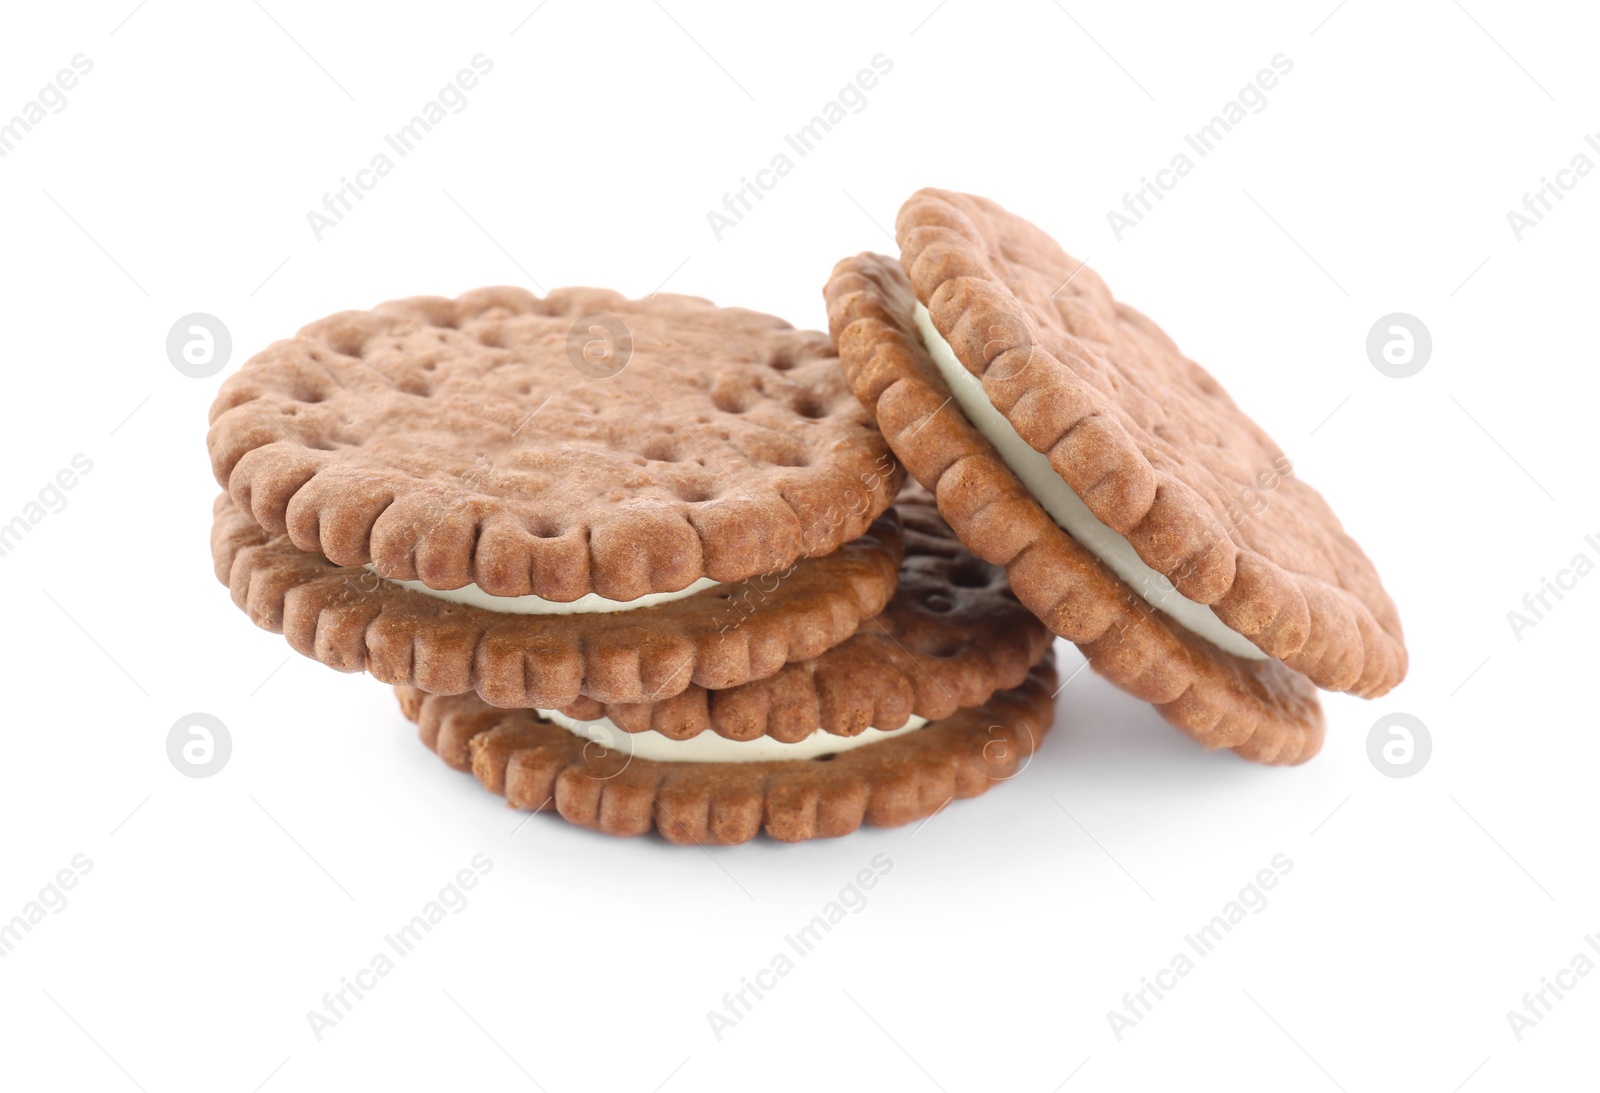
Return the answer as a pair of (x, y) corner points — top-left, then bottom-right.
(213, 493), (900, 706)
(825, 189), (1407, 764)
(394, 488), (1057, 843)
(396, 655), (1057, 845)
(209, 286), (905, 706)
(549, 486), (1054, 744)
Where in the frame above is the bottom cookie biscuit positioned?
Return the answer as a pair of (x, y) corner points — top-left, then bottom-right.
(396, 652), (1057, 845)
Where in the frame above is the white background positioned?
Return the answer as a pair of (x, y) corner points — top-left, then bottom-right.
(1, 1), (1594, 1090)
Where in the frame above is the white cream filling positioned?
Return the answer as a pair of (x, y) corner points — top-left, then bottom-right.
(539, 708), (930, 764)
(913, 303), (1267, 661)
(368, 566), (720, 615)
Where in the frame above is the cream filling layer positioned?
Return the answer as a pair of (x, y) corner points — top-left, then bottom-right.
(538, 708), (930, 764)
(912, 303), (1267, 662)
(367, 566), (721, 615)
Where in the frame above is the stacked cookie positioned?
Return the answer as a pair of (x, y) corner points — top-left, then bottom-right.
(208, 287), (1056, 843)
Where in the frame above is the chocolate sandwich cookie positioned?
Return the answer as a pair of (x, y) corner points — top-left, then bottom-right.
(208, 285), (902, 597)
(825, 189), (1407, 764)
(396, 653), (1057, 845)
(209, 286), (906, 706)
(212, 493), (901, 707)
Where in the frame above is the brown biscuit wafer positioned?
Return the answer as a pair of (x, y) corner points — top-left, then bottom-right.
(556, 484), (1052, 742)
(211, 493), (903, 707)
(396, 652), (1057, 845)
(879, 190), (1406, 695)
(208, 286), (902, 600)
(832, 228), (1356, 761)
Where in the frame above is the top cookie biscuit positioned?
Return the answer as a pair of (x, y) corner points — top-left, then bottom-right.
(208, 286), (902, 601)
(873, 189), (1405, 697)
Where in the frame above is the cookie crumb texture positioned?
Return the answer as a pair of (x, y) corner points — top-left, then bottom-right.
(208, 286), (902, 600)
(872, 189), (1406, 699)
(212, 494), (903, 708)
(396, 652), (1056, 845)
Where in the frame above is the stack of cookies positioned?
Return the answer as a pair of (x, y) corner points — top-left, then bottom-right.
(208, 191), (1408, 843)
(208, 287), (1055, 844)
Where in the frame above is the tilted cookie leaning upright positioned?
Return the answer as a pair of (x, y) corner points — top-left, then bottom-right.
(825, 189), (1407, 765)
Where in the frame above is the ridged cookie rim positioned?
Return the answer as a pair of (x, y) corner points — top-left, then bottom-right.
(212, 493), (903, 708)
(893, 190), (1406, 698)
(557, 487), (1053, 741)
(207, 285), (904, 601)
(826, 251), (1324, 765)
(396, 653), (1058, 845)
